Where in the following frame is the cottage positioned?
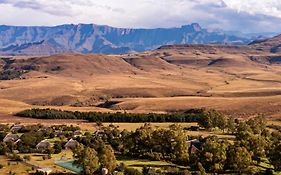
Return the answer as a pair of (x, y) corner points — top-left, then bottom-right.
(187, 139), (202, 154)
(55, 130), (63, 136)
(94, 129), (105, 137)
(65, 138), (78, 150)
(10, 125), (24, 132)
(3, 133), (20, 143)
(36, 139), (51, 149)
(37, 168), (52, 175)
(73, 130), (82, 137)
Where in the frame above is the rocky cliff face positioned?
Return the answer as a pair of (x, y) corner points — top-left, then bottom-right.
(0, 23), (252, 56)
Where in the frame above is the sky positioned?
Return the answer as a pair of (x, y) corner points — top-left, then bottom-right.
(0, 0), (281, 33)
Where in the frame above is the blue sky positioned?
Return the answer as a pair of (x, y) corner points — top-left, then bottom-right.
(0, 0), (281, 33)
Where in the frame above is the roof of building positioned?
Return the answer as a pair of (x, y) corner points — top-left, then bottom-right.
(36, 139), (51, 149)
(65, 138), (78, 149)
(37, 168), (52, 173)
(3, 133), (20, 142)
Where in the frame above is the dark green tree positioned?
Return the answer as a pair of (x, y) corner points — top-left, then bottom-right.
(194, 136), (228, 173)
(197, 110), (227, 130)
(269, 141), (281, 171)
(73, 144), (100, 175)
(225, 145), (253, 173)
(99, 145), (117, 172)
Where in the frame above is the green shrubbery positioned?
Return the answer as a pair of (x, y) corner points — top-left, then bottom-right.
(16, 108), (209, 123)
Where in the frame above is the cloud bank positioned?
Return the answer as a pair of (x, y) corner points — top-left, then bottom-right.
(0, 0), (281, 33)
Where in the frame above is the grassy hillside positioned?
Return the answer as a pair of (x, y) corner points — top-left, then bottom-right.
(0, 44), (281, 118)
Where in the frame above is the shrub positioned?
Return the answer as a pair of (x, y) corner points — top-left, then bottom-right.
(23, 155), (31, 161)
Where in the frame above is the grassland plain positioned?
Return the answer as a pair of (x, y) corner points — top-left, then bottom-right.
(1, 44), (281, 119)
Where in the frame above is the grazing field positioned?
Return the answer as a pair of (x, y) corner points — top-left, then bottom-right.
(19, 150), (75, 174)
(0, 44), (281, 118)
(117, 156), (184, 171)
(0, 156), (33, 175)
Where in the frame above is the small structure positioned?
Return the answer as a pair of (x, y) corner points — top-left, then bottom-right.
(37, 168), (52, 175)
(94, 129), (105, 137)
(187, 139), (202, 154)
(55, 130), (63, 136)
(10, 124), (23, 132)
(65, 138), (78, 150)
(101, 168), (109, 175)
(189, 126), (200, 131)
(3, 133), (20, 143)
(143, 167), (156, 175)
(36, 139), (51, 150)
(73, 130), (82, 137)
(39, 126), (52, 132)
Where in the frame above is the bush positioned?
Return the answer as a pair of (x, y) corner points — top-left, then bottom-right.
(8, 153), (22, 161)
(124, 167), (142, 175)
(23, 155), (31, 161)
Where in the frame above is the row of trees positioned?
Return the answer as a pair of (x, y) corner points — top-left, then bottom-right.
(16, 108), (210, 123)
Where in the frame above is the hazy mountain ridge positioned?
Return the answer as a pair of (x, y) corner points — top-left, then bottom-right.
(0, 23), (257, 56)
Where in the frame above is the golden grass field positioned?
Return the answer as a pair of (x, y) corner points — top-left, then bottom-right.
(0, 156), (32, 175)
(0, 44), (281, 121)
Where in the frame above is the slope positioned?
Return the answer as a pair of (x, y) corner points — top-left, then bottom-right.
(0, 42), (281, 117)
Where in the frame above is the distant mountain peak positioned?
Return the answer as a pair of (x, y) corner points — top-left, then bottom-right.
(181, 23), (202, 32)
(0, 23), (259, 56)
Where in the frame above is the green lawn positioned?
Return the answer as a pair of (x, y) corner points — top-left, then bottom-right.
(116, 156), (187, 171)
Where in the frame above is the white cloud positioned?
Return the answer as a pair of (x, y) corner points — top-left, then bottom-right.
(0, 0), (281, 33)
(223, 0), (281, 17)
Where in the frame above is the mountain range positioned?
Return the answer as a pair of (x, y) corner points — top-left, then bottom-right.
(0, 23), (273, 56)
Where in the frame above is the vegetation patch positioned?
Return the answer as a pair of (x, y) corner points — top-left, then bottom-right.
(15, 108), (212, 123)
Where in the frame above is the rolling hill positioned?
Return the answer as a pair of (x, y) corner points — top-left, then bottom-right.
(0, 37), (281, 117)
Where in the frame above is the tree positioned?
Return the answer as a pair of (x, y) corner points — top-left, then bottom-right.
(194, 136), (228, 173)
(246, 115), (267, 134)
(53, 142), (62, 154)
(197, 162), (207, 175)
(236, 132), (267, 161)
(23, 155), (31, 161)
(236, 122), (252, 135)
(19, 131), (44, 151)
(0, 142), (9, 155)
(124, 167), (142, 175)
(225, 145), (253, 172)
(99, 145), (117, 172)
(269, 141), (281, 171)
(227, 117), (236, 134)
(150, 124), (189, 165)
(167, 125), (189, 165)
(124, 124), (154, 157)
(197, 110), (227, 130)
(73, 144), (100, 175)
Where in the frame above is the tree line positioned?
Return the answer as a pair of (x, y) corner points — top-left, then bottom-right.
(16, 108), (211, 123)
